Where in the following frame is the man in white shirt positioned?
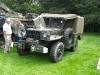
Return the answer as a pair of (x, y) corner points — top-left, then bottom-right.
(3, 18), (13, 53)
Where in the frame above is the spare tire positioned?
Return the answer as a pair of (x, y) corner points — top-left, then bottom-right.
(64, 28), (73, 46)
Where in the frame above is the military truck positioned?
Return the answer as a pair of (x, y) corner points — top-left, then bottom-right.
(15, 13), (84, 63)
(20, 13), (38, 29)
(0, 1), (23, 22)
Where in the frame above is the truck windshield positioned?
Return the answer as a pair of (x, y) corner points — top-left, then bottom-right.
(44, 18), (63, 28)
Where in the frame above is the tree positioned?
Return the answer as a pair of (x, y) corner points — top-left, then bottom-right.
(1, 0), (100, 32)
(1, 0), (40, 15)
(38, 0), (100, 32)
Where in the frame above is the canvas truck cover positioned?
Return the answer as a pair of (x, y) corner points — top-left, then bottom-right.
(33, 13), (84, 34)
(40, 13), (84, 34)
(72, 16), (84, 34)
(41, 13), (77, 19)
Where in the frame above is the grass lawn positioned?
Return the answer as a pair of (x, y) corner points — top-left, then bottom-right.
(0, 33), (100, 75)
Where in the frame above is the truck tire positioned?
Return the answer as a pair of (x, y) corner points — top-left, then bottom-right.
(50, 41), (64, 63)
(70, 38), (78, 52)
(17, 47), (30, 56)
(64, 28), (73, 46)
(78, 34), (82, 40)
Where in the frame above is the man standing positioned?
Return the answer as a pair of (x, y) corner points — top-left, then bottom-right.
(3, 18), (13, 53)
(13, 20), (25, 42)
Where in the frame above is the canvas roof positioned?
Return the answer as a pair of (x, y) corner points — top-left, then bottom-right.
(41, 13), (77, 19)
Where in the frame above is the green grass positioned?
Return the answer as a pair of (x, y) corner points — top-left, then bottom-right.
(0, 33), (100, 75)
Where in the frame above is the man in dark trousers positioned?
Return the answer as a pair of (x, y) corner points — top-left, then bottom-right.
(13, 19), (25, 42)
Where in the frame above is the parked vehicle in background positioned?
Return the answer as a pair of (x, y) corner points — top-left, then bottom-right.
(0, 1), (24, 48)
(0, 1), (38, 48)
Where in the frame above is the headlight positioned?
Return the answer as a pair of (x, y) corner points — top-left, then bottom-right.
(43, 34), (47, 38)
(43, 33), (50, 38)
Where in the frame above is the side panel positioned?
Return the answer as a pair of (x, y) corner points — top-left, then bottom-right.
(63, 19), (75, 29)
(72, 16), (84, 34)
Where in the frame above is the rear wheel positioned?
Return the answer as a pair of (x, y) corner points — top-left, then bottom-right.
(70, 35), (78, 52)
(50, 41), (64, 63)
(78, 33), (82, 40)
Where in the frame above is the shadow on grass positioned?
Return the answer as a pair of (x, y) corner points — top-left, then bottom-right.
(15, 48), (76, 64)
(0, 49), (52, 66)
(16, 52), (52, 64)
(30, 52), (50, 60)
(0, 47), (74, 65)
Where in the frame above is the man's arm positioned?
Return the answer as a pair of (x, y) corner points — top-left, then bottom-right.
(21, 24), (25, 32)
(10, 20), (13, 24)
(3, 31), (7, 37)
(10, 20), (13, 26)
(3, 24), (7, 37)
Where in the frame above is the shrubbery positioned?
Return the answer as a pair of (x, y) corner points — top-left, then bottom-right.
(1, 0), (100, 32)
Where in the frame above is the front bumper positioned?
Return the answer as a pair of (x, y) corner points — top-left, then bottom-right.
(12, 40), (25, 50)
(13, 40), (48, 53)
(31, 45), (48, 53)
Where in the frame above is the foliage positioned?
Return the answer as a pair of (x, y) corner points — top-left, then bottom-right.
(0, 33), (100, 75)
(1, 0), (100, 32)
(1, 0), (40, 15)
(38, 0), (100, 32)
(38, 0), (69, 14)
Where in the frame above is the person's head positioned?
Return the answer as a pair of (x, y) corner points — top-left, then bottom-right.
(5, 18), (11, 24)
(16, 19), (21, 25)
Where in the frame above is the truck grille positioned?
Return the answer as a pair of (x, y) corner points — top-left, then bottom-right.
(26, 31), (41, 39)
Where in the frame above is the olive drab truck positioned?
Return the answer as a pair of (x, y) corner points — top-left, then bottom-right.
(14, 13), (84, 63)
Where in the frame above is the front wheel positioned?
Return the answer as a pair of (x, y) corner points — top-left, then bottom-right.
(50, 41), (64, 63)
(17, 47), (30, 56)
